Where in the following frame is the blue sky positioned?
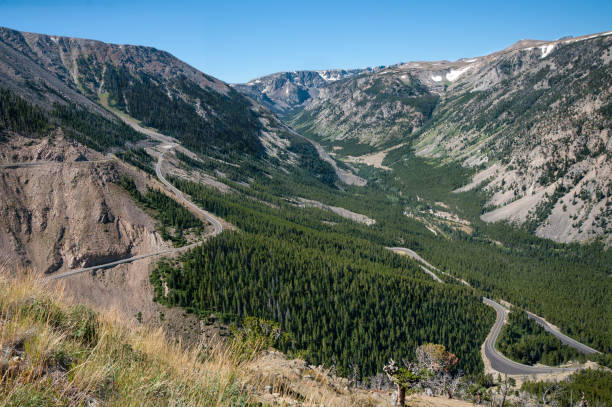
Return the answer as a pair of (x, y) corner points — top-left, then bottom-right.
(0, 0), (611, 83)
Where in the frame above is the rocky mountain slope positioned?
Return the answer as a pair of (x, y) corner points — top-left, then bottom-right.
(0, 26), (364, 331)
(0, 26), (361, 272)
(0, 26), (364, 183)
(290, 69), (439, 147)
(0, 27), (280, 161)
(233, 67), (382, 114)
(412, 32), (612, 244)
(0, 27), (211, 277)
(240, 31), (612, 244)
(0, 134), (166, 274)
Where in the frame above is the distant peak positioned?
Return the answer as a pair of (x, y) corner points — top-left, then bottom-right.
(504, 39), (550, 51)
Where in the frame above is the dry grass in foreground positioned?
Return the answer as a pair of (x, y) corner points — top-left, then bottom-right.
(0, 272), (255, 406)
(0, 272), (391, 407)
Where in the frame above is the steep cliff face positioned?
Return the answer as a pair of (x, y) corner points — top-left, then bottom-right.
(0, 134), (166, 274)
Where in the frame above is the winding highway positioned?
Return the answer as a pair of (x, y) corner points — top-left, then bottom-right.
(483, 298), (577, 374)
(44, 146), (223, 282)
(524, 310), (600, 355)
(387, 247), (443, 283)
(45, 245), (195, 281)
(155, 145), (223, 235)
(21, 146), (599, 374)
(387, 246), (596, 375)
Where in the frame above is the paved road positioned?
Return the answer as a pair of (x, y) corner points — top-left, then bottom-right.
(525, 311), (600, 354)
(32, 149), (600, 371)
(155, 145), (223, 235)
(417, 265), (443, 283)
(388, 246), (595, 375)
(483, 298), (577, 374)
(45, 147), (223, 281)
(388, 246), (443, 282)
(387, 247), (441, 271)
(0, 159), (112, 168)
(45, 243), (199, 281)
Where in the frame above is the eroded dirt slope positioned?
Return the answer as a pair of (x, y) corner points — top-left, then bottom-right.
(0, 134), (218, 343)
(0, 134), (166, 274)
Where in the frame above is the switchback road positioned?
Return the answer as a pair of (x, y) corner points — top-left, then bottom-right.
(155, 145), (223, 235)
(483, 298), (577, 374)
(45, 146), (223, 281)
(388, 246), (595, 375)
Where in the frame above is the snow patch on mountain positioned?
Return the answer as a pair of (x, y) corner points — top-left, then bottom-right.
(563, 30), (612, 44)
(317, 70), (356, 82)
(540, 44), (555, 58)
(446, 66), (472, 82)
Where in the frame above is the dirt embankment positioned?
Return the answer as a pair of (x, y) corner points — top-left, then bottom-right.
(0, 134), (215, 344)
(0, 135), (166, 275)
(292, 197), (376, 225)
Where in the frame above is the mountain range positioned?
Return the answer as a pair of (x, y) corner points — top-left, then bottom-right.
(238, 31), (612, 244)
(0, 25), (611, 406)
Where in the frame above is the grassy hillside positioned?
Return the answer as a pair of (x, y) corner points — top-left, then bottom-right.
(0, 273), (428, 407)
(0, 274), (253, 406)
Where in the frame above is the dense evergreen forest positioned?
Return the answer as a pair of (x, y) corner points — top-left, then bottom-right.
(163, 147), (611, 367)
(287, 136), (338, 187)
(101, 64), (263, 156)
(0, 88), (50, 137)
(52, 102), (143, 150)
(497, 310), (587, 366)
(280, 151), (612, 355)
(378, 149), (612, 354)
(120, 176), (202, 246)
(0, 87), (143, 149)
(521, 369), (612, 406)
(150, 177), (495, 378)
